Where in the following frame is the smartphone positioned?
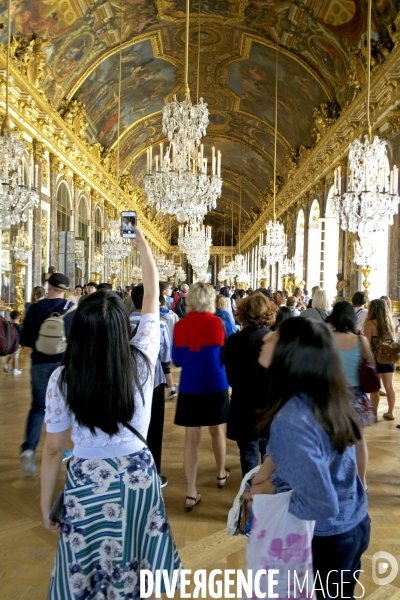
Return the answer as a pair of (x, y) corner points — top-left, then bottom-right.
(121, 211), (137, 238)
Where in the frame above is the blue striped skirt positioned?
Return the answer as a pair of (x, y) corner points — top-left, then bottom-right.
(48, 448), (182, 599)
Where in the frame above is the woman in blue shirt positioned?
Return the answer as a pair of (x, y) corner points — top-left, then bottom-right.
(245, 317), (369, 600)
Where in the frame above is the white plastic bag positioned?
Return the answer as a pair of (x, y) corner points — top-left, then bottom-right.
(227, 466), (260, 537)
(246, 491), (316, 599)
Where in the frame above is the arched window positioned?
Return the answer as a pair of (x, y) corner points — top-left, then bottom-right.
(57, 182), (71, 231)
(94, 208), (103, 252)
(77, 196), (88, 239)
(307, 200), (321, 290)
(295, 209), (304, 280)
(321, 187), (339, 301)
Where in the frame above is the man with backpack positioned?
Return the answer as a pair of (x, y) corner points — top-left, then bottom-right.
(171, 283), (189, 318)
(19, 273), (76, 477)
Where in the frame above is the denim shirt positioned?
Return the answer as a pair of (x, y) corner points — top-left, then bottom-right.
(268, 394), (367, 537)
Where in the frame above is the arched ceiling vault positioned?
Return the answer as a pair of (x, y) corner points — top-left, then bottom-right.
(3, 0), (398, 235)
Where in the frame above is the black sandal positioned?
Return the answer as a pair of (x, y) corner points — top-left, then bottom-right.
(184, 494), (201, 512)
(217, 469), (230, 489)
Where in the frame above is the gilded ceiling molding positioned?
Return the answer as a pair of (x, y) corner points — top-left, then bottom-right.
(237, 41), (400, 254)
(155, 0), (248, 24)
(0, 52), (169, 252)
(218, 33), (333, 104)
(111, 111), (163, 152)
(67, 31), (183, 101)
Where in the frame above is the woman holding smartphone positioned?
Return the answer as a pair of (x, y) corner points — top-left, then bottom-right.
(41, 227), (181, 600)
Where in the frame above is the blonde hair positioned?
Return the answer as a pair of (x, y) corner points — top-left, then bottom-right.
(185, 282), (216, 314)
(216, 295), (227, 310)
(313, 289), (330, 311)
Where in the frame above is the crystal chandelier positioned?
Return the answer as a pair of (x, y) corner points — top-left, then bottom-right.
(354, 237), (377, 268)
(280, 255), (295, 275)
(92, 252), (104, 273)
(175, 266), (186, 282)
(102, 219), (130, 261)
(155, 254), (176, 278)
(259, 220), (287, 265)
(218, 267), (227, 282)
(131, 265), (142, 280)
(178, 218), (212, 256)
(0, 0), (39, 227)
(11, 227), (32, 262)
(145, 143), (222, 223)
(258, 44), (287, 267)
(231, 254), (250, 285)
(162, 93), (209, 151)
(332, 0), (400, 237)
(193, 265), (208, 281)
(109, 260), (121, 276)
(332, 138), (399, 237)
(144, 0), (222, 223)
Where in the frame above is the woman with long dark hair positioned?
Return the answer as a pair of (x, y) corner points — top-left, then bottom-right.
(329, 301), (376, 489)
(41, 227), (181, 599)
(364, 298), (396, 419)
(244, 318), (369, 600)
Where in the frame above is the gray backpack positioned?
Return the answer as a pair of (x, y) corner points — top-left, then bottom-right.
(35, 303), (76, 355)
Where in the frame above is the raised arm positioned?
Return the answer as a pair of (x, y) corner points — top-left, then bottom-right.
(132, 226), (158, 316)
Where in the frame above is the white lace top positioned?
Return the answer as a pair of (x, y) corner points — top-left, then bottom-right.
(44, 313), (160, 459)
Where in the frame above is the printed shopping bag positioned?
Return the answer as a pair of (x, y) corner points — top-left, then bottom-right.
(246, 490), (316, 599)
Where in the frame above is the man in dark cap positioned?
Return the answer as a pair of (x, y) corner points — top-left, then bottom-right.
(19, 273), (76, 476)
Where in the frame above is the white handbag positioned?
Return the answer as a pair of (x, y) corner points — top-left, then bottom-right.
(246, 490), (316, 599)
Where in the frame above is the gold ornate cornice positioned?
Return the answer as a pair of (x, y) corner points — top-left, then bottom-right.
(0, 50), (169, 252)
(33, 139), (45, 161)
(155, 0), (248, 24)
(238, 41), (400, 253)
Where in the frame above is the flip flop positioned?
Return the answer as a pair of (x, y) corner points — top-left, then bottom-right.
(217, 469), (230, 489)
(383, 413), (395, 421)
(184, 494), (201, 512)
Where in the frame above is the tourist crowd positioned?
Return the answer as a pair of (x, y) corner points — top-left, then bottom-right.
(2, 229), (399, 599)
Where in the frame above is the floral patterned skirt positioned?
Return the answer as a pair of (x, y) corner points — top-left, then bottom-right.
(48, 448), (182, 599)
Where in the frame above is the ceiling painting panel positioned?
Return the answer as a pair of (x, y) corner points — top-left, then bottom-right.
(203, 136), (273, 192)
(1, 0), (159, 104)
(130, 152), (148, 189)
(226, 42), (329, 148)
(74, 39), (179, 146)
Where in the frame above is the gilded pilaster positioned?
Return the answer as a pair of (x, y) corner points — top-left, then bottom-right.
(32, 140), (45, 285)
(49, 153), (60, 269)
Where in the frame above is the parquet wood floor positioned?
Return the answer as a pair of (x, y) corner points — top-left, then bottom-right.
(0, 350), (399, 599)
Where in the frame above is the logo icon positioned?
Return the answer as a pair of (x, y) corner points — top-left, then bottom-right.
(372, 551), (398, 586)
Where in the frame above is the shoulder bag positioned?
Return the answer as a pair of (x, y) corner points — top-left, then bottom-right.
(376, 338), (400, 364)
(358, 338), (380, 393)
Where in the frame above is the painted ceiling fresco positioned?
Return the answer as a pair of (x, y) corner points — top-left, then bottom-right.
(226, 43), (329, 148)
(4, 0), (400, 234)
(75, 40), (178, 146)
